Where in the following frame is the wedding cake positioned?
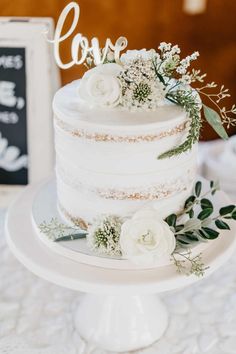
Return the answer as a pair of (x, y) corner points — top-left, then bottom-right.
(37, 1), (236, 274)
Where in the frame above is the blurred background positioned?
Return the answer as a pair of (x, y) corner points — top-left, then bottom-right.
(1, 0), (236, 140)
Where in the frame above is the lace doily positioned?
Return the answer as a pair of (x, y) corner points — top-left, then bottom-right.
(1, 208), (236, 354)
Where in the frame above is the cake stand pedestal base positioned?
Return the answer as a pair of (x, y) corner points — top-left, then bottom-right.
(75, 294), (168, 352)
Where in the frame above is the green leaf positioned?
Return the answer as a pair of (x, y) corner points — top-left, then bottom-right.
(55, 232), (87, 242)
(184, 195), (196, 208)
(210, 180), (214, 188)
(175, 224), (185, 232)
(198, 208), (213, 220)
(165, 214), (177, 227)
(203, 104), (228, 140)
(201, 227), (219, 239)
(215, 220), (230, 230)
(195, 181), (202, 197)
(184, 232), (199, 242)
(176, 235), (192, 245)
(156, 72), (166, 85)
(232, 211), (236, 220)
(176, 232), (199, 245)
(201, 218), (213, 227)
(182, 218), (202, 232)
(201, 198), (213, 210)
(188, 209), (194, 218)
(220, 205), (235, 216)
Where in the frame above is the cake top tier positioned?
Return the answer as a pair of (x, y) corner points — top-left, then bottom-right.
(53, 79), (186, 129)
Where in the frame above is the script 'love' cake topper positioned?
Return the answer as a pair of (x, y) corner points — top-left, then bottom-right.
(47, 1), (128, 69)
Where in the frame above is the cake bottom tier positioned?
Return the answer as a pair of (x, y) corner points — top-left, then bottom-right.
(57, 173), (195, 226)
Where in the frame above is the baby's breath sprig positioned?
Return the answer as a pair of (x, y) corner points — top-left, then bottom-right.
(87, 215), (123, 257)
(39, 218), (87, 242)
(118, 57), (166, 110)
(196, 83), (236, 129)
(171, 250), (208, 277)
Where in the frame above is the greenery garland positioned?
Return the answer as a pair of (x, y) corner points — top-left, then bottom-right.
(159, 89), (202, 159)
(39, 180), (236, 277)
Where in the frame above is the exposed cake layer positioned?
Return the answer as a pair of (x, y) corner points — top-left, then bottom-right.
(53, 80), (198, 224)
(56, 166), (195, 224)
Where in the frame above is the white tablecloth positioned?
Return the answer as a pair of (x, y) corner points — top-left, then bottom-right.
(1, 206), (236, 354)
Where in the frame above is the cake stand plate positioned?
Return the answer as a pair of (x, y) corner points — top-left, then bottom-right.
(31, 179), (211, 270)
(5, 179), (236, 352)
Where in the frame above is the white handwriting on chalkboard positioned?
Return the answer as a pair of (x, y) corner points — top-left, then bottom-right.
(0, 55), (23, 69)
(0, 81), (25, 109)
(0, 112), (19, 124)
(0, 132), (27, 171)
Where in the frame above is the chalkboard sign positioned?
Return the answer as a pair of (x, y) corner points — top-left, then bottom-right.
(0, 47), (28, 185)
(0, 18), (60, 195)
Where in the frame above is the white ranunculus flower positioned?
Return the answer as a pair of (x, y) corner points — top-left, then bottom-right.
(78, 63), (123, 108)
(120, 49), (156, 64)
(120, 209), (176, 266)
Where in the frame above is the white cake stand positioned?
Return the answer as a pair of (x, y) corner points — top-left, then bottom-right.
(5, 180), (236, 352)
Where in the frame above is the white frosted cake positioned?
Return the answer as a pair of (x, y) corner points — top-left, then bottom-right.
(39, 2), (236, 273)
(53, 79), (197, 226)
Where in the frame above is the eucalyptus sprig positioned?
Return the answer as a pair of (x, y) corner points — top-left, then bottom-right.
(165, 180), (236, 276)
(165, 180), (236, 249)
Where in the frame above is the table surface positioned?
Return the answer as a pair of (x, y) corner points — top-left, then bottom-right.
(1, 204), (236, 354)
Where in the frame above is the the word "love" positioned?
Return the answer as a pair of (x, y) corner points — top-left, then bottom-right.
(48, 2), (128, 69)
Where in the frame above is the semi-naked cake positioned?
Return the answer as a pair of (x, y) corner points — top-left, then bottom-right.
(53, 79), (197, 226)
(37, 2), (236, 273)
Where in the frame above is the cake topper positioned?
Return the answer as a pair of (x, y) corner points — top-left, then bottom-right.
(47, 2), (128, 69)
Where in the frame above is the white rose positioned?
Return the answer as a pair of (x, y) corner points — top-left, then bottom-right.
(78, 63), (123, 108)
(120, 209), (176, 266)
(120, 49), (156, 64)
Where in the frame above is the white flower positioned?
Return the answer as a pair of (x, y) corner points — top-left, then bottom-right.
(159, 43), (181, 59)
(87, 215), (123, 257)
(78, 63), (123, 108)
(158, 42), (172, 52)
(118, 56), (166, 110)
(179, 74), (192, 85)
(176, 51), (199, 75)
(120, 209), (176, 266)
(120, 49), (156, 64)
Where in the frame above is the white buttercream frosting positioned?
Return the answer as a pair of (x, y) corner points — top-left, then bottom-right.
(53, 79), (198, 224)
(53, 80), (187, 128)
